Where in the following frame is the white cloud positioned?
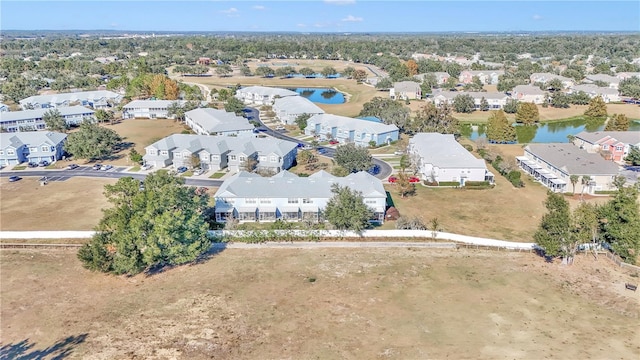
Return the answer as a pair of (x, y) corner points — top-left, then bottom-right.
(532, 14), (543, 20)
(252, 5), (265, 10)
(342, 15), (363, 22)
(220, 7), (238, 14)
(324, 0), (356, 5)
(297, 23), (306, 28)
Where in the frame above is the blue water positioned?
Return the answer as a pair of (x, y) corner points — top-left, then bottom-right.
(464, 119), (640, 143)
(289, 73), (342, 78)
(290, 87), (345, 104)
(358, 116), (383, 123)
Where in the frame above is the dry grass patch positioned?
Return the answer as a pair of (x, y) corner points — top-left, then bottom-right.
(1, 249), (638, 359)
(0, 177), (115, 231)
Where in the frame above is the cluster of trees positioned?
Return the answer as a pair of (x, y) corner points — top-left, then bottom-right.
(78, 171), (211, 275)
(486, 110), (516, 143)
(64, 121), (122, 160)
(535, 180), (640, 264)
(618, 77), (640, 98)
(333, 143), (373, 174)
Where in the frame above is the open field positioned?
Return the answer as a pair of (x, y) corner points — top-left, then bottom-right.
(0, 177), (115, 231)
(1, 248), (638, 359)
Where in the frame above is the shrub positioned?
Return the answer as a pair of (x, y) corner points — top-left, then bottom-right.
(506, 170), (524, 188)
(438, 181), (460, 187)
(462, 144), (473, 152)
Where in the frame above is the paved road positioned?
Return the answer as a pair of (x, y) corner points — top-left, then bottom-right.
(212, 241), (458, 249)
(245, 107), (393, 179)
(0, 167), (224, 187)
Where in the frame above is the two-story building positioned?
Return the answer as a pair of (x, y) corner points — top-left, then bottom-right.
(213, 170), (387, 223)
(408, 133), (494, 186)
(529, 73), (575, 89)
(272, 96), (325, 125)
(572, 131), (640, 162)
(584, 74), (621, 89)
(432, 90), (509, 110)
(121, 100), (206, 119)
(0, 132), (67, 166)
(184, 108), (254, 136)
(19, 90), (122, 110)
(458, 70), (504, 85)
(235, 86), (298, 105)
(516, 143), (621, 194)
(569, 84), (621, 103)
(0, 106), (95, 132)
(304, 114), (399, 146)
(143, 134), (298, 173)
(390, 81), (422, 100)
(511, 85), (547, 104)
(0, 103), (9, 112)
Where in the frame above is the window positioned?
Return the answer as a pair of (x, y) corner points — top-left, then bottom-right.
(302, 198), (312, 204)
(615, 146), (623, 151)
(212, 155), (219, 160)
(230, 155), (236, 161)
(287, 198), (298, 204)
(270, 156), (278, 162)
(365, 199), (377, 204)
(602, 145), (608, 150)
(246, 198), (257, 204)
(0, 150), (3, 155)
(160, 150), (168, 156)
(29, 147), (38, 152)
(7, 149), (15, 155)
(260, 156), (267, 161)
(239, 156), (246, 162)
(174, 153), (181, 159)
(259, 198), (271, 204)
(148, 149), (157, 155)
(41, 146), (49, 152)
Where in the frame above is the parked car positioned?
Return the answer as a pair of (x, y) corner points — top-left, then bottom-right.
(141, 163), (153, 170)
(101, 164), (113, 171)
(274, 125), (285, 131)
(368, 164), (380, 175)
(193, 168), (204, 176)
(93, 163), (103, 170)
(317, 147), (327, 155)
(38, 160), (49, 167)
(176, 166), (188, 173)
(28, 162), (38, 168)
(66, 164), (79, 170)
(329, 139), (339, 145)
(388, 176), (398, 183)
(408, 176), (421, 183)
(394, 150), (404, 156)
(139, 181), (145, 191)
(8, 175), (21, 182)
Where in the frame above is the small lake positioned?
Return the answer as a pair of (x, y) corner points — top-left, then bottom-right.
(463, 118), (640, 143)
(290, 88), (345, 104)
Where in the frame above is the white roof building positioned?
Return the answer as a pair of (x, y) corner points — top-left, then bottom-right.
(235, 86), (298, 105)
(273, 96), (325, 125)
(0, 106), (95, 132)
(19, 90), (122, 110)
(184, 108), (255, 136)
(305, 113), (399, 146)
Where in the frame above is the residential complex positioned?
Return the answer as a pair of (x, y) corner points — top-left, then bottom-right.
(305, 114), (399, 146)
(458, 70), (504, 85)
(143, 134), (298, 173)
(408, 133), (494, 185)
(389, 81), (421, 100)
(572, 131), (640, 162)
(517, 143), (621, 194)
(0, 106), (95, 132)
(235, 86), (298, 105)
(122, 100), (204, 119)
(432, 90), (509, 110)
(184, 108), (254, 136)
(0, 131), (67, 166)
(272, 96), (324, 125)
(213, 170), (387, 223)
(19, 90), (122, 110)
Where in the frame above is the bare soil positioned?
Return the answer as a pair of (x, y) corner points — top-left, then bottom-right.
(1, 248), (638, 359)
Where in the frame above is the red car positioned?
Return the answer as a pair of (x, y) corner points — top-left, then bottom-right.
(329, 139), (339, 145)
(388, 176), (398, 183)
(409, 176), (420, 183)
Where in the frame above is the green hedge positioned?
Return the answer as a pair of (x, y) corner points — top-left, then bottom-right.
(595, 190), (617, 195)
(438, 181), (460, 187)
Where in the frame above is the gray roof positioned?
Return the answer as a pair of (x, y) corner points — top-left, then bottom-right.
(19, 90), (121, 105)
(530, 73), (574, 83)
(1, 131), (67, 149)
(585, 74), (620, 84)
(146, 134), (297, 157)
(574, 131), (640, 146)
(462, 70), (505, 76)
(185, 108), (254, 133)
(0, 106), (95, 122)
(525, 143), (620, 175)
(215, 170), (386, 199)
(409, 133), (487, 169)
(433, 90), (507, 101)
(273, 96), (324, 115)
(123, 99), (188, 109)
(236, 86), (298, 98)
(571, 84), (619, 95)
(513, 85), (546, 96)
(393, 81), (421, 92)
(306, 114), (399, 134)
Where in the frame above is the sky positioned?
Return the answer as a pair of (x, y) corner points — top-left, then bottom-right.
(1, 0), (639, 33)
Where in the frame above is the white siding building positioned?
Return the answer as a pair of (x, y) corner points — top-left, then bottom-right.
(272, 96), (325, 125)
(408, 133), (493, 186)
(305, 114), (399, 146)
(19, 90), (122, 110)
(184, 108), (254, 136)
(213, 170), (387, 223)
(235, 86), (298, 105)
(0, 106), (95, 132)
(122, 100), (199, 119)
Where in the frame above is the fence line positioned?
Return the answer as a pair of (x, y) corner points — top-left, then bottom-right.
(599, 250), (640, 272)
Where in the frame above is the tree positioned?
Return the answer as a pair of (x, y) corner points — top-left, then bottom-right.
(544, 78), (563, 92)
(94, 109), (115, 125)
(503, 98), (519, 114)
(486, 110), (516, 143)
(352, 69), (367, 83)
(406, 59), (418, 76)
(129, 148), (143, 164)
(299, 67), (315, 77)
(64, 121), (122, 160)
(618, 77), (640, 98)
(550, 91), (569, 108)
(569, 174), (579, 194)
(77, 171), (211, 275)
(291, 113), (309, 131)
(242, 157), (258, 172)
(375, 77), (393, 90)
(598, 179), (640, 262)
(568, 91), (591, 105)
(240, 65), (252, 76)
(275, 66), (296, 78)
(625, 146), (640, 166)
(410, 102), (459, 135)
(342, 66), (355, 79)
(43, 109), (69, 132)
(215, 64), (232, 77)
(334, 143), (373, 173)
(396, 172), (416, 198)
(584, 96), (607, 118)
(296, 149), (316, 165)
(323, 184), (372, 232)
(452, 94), (475, 113)
(359, 97), (411, 131)
(479, 97), (489, 111)
(421, 74), (437, 94)
(188, 153), (201, 169)
(534, 191), (576, 263)
(255, 66), (274, 78)
(224, 97), (245, 115)
(321, 66), (337, 78)
(573, 202), (600, 259)
(515, 102), (539, 125)
(605, 113), (630, 131)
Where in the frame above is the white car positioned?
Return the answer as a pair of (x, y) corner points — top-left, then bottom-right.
(193, 168), (205, 176)
(101, 164), (113, 171)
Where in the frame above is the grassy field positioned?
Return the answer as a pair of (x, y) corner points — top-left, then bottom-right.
(0, 177), (116, 231)
(1, 248), (638, 359)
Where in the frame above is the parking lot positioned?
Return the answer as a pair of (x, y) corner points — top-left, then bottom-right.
(33, 165), (128, 182)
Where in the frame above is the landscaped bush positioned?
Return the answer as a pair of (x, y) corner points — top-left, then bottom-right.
(594, 190), (617, 195)
(463, 144), (473, 152)
(438, 181), (460, 187)
(464, 181), (493, 189)
(506, 170), (524, 188)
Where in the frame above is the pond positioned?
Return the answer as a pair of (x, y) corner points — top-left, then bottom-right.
(462, 118), (640, 143)
(290, 87), (345, 104)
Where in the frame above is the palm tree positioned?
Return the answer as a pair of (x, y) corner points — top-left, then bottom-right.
(570, 175), (579, 194)
(580, 176), (592, 199)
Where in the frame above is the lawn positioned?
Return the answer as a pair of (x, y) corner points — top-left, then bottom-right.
(1, 248), (638, 359)
(209, 172), (226, 179)
(0, 177), (116, 231)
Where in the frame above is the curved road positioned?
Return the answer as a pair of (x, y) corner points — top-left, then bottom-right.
(245, 107), (393, 180)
